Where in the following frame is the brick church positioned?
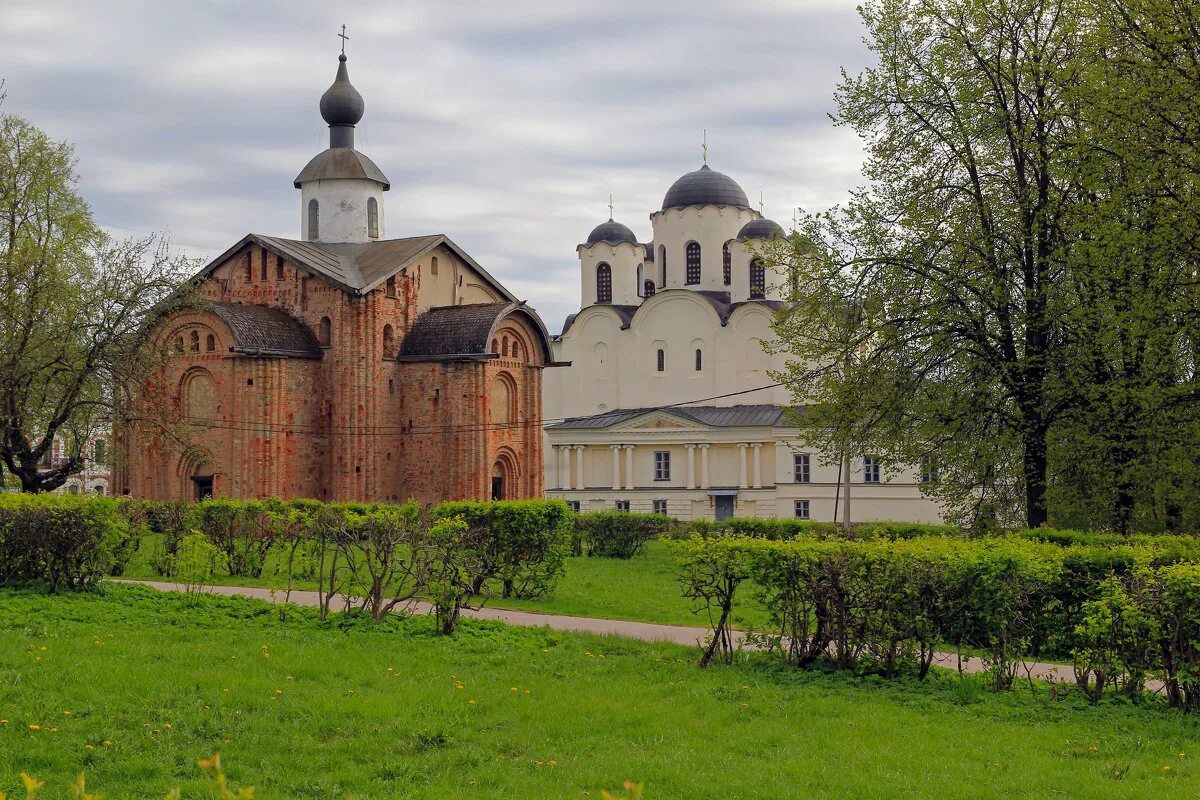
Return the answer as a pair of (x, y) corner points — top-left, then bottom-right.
(114, 52), (553, 504)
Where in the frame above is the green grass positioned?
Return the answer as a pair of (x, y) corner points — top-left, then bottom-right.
(122, 537), (771, 630)
(2, 585), (1199, 799)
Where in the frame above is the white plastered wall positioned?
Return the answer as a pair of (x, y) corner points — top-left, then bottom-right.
(300, 178), (386, 243)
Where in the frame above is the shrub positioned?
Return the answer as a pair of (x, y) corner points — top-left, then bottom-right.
(0, 494), (136, 591)
(193, 499), (277, 577)
(575, 511), (671, 558)
(175, 531), (228, 594)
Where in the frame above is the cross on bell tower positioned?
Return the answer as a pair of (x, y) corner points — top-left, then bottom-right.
(338, 24), (349, 55)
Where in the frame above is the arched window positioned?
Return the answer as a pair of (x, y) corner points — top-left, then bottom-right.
(367, 197), (379, 238)
(189, 331), (200, 352)
(685, 242), (701, 285)
(431, 256), (439, 275)
(184, 371), (217, 422)
(205, 334), (216, 352)
(596, 263), (612, 303)
(308, 199), (319, 241)
(491, 338), (499, 354)
(636, 263), (644, 296)
(658, 245), (666, 285)
(93, 439), (107, 466)
(385, 275), (397, 298)
(174, 336), (184, 353)
(749, 258), (766, 299)
(511, 340), (522, 361)
(382, 324), (394, 357)
(276, 255), (285, 281)
(656, 348), (665, 372)
(722, 242), (732, 285)
(491, 374), (514, 424)
(318, 316), (332, 347)
(644, 280), (656, 298)
(244, 255), (253, 283)
(695, 349), (703, 371)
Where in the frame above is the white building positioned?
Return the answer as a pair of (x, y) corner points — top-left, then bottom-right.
(40, 434), (112, 495)
(543, 162), (944, 522)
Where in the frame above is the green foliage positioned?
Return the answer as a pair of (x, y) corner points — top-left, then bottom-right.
(680, 518), (958, 541)
(0, 494), (136, 591)
(574, 511), (671, 558)
(174, 532), (226, 594)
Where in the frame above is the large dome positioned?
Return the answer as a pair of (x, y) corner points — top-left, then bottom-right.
(739, 219), (785, 240)
(661, 165), (750, 210)
(586, 219), (637, 245)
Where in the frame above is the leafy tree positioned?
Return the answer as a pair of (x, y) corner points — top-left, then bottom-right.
(0, 114), (195, 492)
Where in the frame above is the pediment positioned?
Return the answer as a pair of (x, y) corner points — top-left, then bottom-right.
(612, 410), (710, 432)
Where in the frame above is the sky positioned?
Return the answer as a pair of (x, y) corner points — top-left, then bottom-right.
(1, 0), (874, 331)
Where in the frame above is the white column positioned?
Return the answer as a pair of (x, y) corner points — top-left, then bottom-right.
(751, 443), (762, 489)
(624, 445), (635, 490)
(559, 445), (572, 490)
(738, 443), (749, 489)
(611, 445), (622, 490)
(574, 445), (586, 490)
(685, 444), (697, 489)
(699, 444), (710, 488)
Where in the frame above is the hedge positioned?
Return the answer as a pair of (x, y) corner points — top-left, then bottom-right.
(669, 533), (1200, 707)
(573, 511), (672, 558)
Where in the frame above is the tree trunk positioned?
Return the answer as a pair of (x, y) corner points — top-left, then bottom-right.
(1023, 428), (1049, 528)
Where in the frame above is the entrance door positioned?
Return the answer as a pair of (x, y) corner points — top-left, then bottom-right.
(715, 495), (735, 521)
(193, 476), (214, 501)
(491, 476), (504, 501)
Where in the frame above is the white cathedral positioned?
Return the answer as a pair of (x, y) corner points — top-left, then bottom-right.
(542, 162), (944, 522)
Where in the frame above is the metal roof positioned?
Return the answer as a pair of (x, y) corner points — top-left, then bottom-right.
(397, 301), (554, 363)
(739, 218), (786, 240)
(586, 219), (638, 246)
(547, 404), (790, 430)
(210, 302), (323, 358)
(293, 148), (390, 189)
(661, 165), (750, 211)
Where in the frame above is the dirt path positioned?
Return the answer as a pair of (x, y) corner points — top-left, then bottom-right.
(120, 579), (1125, 689)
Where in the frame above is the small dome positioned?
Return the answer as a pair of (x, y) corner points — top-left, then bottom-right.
(662, 164), (750, 210)
(320, 54), (365, 128)
(586, 219), (637, 245)
(738, 218), (786, 240)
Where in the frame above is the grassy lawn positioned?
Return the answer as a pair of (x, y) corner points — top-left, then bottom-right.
(123, 537), (771, 630)
(3, 585), (1199, 799)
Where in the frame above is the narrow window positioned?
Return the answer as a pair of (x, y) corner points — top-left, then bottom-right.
(596, 263), (612, 303)
(93, 439), (107, 466)
(658, 245), (666, 285)
(491, 338), (499, 354)
(431, 256), (439, 275)
(189, 331), (200, 352)
(750, 258), (766, 299)
(276, 255), (285, 280)
(637, 263), (644, 296)
(319, 316), (332, 347)
(367, 197), (379, 238)
(511, 341), (522, 361)
(863, 456), (882, 484)
(694, 348), (702, 372)
(300, 277), (310, 310)
(920, 455), (939, 484)
(653, 499), (668, 515)
(685, 242), (701, 285)
(615, 500), (630, 512)
(205, 334), (216, 352)
(654, 451), (671, 481)
(722, 242), (732, 285)
(174, 336), (184, 353)
(386, 275), (397, 298)
(794, 499), (811, 519)
(260, 249), (268, 281)
(244, 255), (253, 283)
(644, 280), (656, 298)
(308, 198), (319, 241)
(656, 348), (665, 373)
(502, 337), (510, 357)
(383, 324), (394, 357)
(794, 453), (811, 483)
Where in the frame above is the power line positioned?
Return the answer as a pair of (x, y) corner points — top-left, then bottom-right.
(167, 382), (788, 438)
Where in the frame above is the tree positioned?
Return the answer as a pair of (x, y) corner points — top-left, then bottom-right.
(0, 114), (195, 492)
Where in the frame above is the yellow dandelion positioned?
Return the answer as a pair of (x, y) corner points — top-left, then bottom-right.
(103, 740), (112, 746)
(34, 656), (40, 662)
(740, 703), (748, 708)
(50, 726), (58, 733)
(468, 699), (477, 705)
(39, 646), (46, 652)
(153, 729), (161, 734)
(28, 724), (40, 731)
(549, 759), (557, 766)
(223, 738), (232, 744)
(1163, 766), (1172, 772)
(0, 720), (8, 725)
(524, 690), (531, 695)
(510, 687), (518, 692)
(63, 710), (72, 716)
(387, 666), (393, 672)
(542, 648), (550, 653)
(164, 723), (172, 729)
(85, 744), (94, 750)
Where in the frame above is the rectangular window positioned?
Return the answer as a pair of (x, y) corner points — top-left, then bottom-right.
(615, 500), (630, 512)
(260, 249), (269, 281)
(793, 453), (811, 483)
(654, 451), (671, 481)
(275, 255), (286, 280)
(567, 500), (581, 513)
(653, 499), (668, 515)
(794, 499), (810, 519)
(386, 276), (397, 298)
(863, 456), (882, 484)
(920, 455), (939, 484)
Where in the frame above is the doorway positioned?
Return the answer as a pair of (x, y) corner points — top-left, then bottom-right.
(491, 475), (504, 501)
(715, 495), (734, 521)
(191, 463), (214, 500)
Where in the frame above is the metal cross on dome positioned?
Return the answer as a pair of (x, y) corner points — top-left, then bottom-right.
(702, 129), (708, 165)
(338, 24), (349, 55)
(608, 194), (614, 220)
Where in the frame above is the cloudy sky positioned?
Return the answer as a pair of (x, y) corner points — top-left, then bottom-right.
(2, 0), (872, 329)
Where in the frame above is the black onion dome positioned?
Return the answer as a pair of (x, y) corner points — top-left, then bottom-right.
(586, 219), (637, 245)
(661, 164), (750, 210)
(738, 218), (786, 240)
(320, 54), (365, 127)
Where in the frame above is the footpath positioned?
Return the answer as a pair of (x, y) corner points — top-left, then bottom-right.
(122, 579), (1109, 688)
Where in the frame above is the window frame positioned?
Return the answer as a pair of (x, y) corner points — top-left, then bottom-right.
(653, 499), (668, 515)
(596, 263), (612, 303)
(722, 241), (732, 285)
(307, 198), (319, 241)
(615, 500), (630, 512)
(653, 450), (671, 481)
(749, 258), (766, 299)
(656, 348), (665, 373)
(794, 499), (811, 519)
(685, 241), (702, 285)
(863, 456), (882, 484)
(793, 452), (811, 483)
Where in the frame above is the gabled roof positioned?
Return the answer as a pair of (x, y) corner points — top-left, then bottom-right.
(398, 301), (554, 363)
(210, 302), (323, 358)
(196, 233), (518, 300)
(547, 404), (790, 430)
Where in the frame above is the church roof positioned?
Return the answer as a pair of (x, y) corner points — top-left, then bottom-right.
(547, 404), (791, 430)
(557, 293), (784, 337)
(398, 301), (555, 362)
(209, 302), (323, 358)
(293, 147), (390, 189)
(661, 165), (750, 211)
(197, 233), (518, 301)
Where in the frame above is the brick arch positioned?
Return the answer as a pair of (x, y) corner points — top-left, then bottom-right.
(490, 445), (521, 500)
(490, 371), (518, 425)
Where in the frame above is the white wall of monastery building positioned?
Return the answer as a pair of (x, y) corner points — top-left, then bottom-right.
(543, 162), (945, 523)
